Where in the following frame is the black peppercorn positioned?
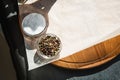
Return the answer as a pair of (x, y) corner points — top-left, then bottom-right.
(38, 34), (61, 57)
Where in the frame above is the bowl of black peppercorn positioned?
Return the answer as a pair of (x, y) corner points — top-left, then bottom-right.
(35, 33), (62, 60)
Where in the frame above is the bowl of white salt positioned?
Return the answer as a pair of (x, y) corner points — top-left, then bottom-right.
(22, 13), (48, 38)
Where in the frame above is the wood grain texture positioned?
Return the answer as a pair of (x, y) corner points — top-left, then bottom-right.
(52, 35), (120, 69)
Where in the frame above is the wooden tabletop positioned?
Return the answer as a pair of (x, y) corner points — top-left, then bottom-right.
(52, 35), (120, 69)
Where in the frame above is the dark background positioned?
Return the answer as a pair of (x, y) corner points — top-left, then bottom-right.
(28, 54), (120, 80)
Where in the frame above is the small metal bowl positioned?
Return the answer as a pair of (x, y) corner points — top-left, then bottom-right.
(22, 13), (48, 38)
(21, 13), (48, 49)
(35, 33), (62, 60)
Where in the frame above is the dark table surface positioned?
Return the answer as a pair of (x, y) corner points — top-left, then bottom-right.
(28, 54), (120, 80)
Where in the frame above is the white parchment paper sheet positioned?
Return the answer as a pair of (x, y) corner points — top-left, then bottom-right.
(27, 0), (120, 70)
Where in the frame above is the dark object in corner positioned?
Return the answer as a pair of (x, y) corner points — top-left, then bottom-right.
(0, 0), (28, 80)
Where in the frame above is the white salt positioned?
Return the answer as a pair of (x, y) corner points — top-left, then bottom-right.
(22, 13), (46, 36)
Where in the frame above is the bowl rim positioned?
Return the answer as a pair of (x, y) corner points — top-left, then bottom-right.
(21, 12), (49, 38)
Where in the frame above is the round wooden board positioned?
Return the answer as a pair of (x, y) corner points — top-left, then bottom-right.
(52, 35), (120, 69)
